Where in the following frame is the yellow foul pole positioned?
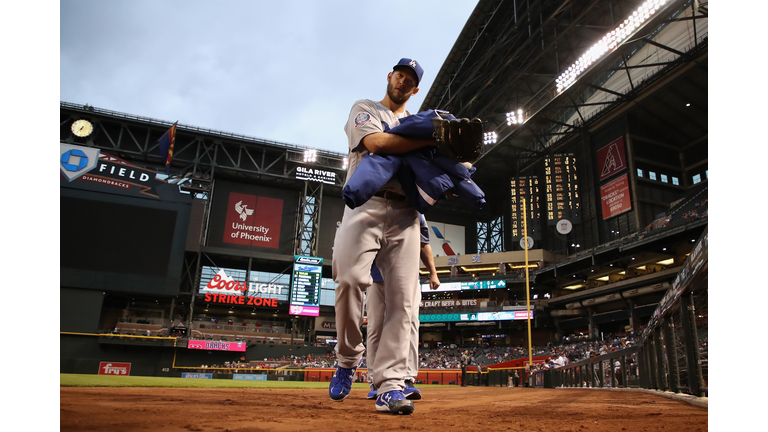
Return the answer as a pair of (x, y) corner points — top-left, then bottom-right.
(522, 198), (533, 369)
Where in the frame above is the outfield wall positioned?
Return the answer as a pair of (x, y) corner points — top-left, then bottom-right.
(60, 333), (333, 376)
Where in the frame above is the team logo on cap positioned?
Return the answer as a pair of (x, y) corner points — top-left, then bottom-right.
(410, 60), (416, 68)
(354, 112), (371, 128)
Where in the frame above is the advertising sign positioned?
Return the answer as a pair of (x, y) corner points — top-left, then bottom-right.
(477, 311), (533, 321)
(206, 181), (298, 255)
(223, 192), (283, 248)
(60, 143), (100, 182)
(421, 279), (506, 293)
(289, 256), (322, 316)
(201, 269), (281, 308)
(600, 174), (632, 219)
(597, 136), (627, 181)
(420, 299), (478, 308)
(187, 340), (247, 352)
(233, 374), (267, 381)
(427, 221), (465, 257)
(182, 373), (213, 379)
(419, 310), (533, 323)
(296, 166), (336, 184)
(62, 149), (165, 199)
(98, 362), (131, 376)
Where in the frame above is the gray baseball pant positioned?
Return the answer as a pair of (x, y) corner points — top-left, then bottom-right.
(332, 196), (420, 394)
(366, 278), (421, 385)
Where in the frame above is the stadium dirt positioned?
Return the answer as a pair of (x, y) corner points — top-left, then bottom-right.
(60, 386), (707, 432)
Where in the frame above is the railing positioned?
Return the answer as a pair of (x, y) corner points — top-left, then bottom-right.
(549, 346), (641, 389)
(548, 227), (708, 396)
(419, 303), (543, 316)
(193, 322), (287, 334)
(117, 317), (165, 325)
(633, 227), (708, 396)
(425, 271), (535, 284)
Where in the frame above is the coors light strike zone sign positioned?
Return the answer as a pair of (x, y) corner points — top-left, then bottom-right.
(223, 192), (283, 248)
(203, 269), (281, 307)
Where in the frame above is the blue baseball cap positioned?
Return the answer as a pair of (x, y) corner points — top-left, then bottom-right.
(393, 58), (424, 86)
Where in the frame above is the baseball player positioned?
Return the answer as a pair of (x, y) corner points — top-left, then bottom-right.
(329, 58), (435, 415)
(366, 213), (440, 401)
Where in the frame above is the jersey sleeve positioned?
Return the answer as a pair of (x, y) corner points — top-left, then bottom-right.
(419, 214), (430, 244)
(345, 99), (384, 152)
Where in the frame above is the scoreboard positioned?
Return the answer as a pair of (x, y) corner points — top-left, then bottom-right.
(420, 310), (533, 323)
(421, 279), (507, 292)
(510, 176), (541, 241)
(289, 256), (322, 316)
(544, 153), (581, 224)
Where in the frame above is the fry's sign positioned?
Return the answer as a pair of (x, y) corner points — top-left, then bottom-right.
(202, 269), (281, 307)
(99, 362), (131, 375)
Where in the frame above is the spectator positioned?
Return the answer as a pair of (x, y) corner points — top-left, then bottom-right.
(460, 350), (470, 386)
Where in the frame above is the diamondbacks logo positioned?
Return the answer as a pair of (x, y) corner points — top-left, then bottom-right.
(601, 144), (623, 176)
(597, 136), (627, 181)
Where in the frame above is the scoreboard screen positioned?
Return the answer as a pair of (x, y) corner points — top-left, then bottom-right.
(510, 176), (541, 241)
(289, 256), (322, 316)
(421, 279), (506, 292)
(420, 310), (533, 323)
(545, 153), (581, 224)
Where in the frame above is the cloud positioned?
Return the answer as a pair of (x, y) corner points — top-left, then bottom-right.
(60, 1), (479, 152)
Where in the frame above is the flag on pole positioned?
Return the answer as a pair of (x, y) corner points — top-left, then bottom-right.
(158, 122), (178, 175)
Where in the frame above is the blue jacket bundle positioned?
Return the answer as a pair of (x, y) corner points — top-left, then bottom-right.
(342, 110), (486, 214)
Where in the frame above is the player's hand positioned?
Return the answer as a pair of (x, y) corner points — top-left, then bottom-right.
(430, 274), (440, 290)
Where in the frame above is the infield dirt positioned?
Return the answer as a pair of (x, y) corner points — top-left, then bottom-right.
(60, 386), (707, 432)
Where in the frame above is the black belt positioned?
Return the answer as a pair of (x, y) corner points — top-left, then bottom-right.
(374, 190), (407, 201)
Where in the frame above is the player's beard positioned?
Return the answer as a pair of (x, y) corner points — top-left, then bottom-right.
(387, 81), (412, 105)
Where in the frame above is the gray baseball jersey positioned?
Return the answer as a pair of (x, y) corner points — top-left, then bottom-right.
(343, 99), (412, 196)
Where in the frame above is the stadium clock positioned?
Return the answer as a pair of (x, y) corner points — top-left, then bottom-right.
(71, 119), (93, 137)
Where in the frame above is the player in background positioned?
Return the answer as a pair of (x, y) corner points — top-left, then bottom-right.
(366, 213), (440, 401)
(329, 58), (435, 415)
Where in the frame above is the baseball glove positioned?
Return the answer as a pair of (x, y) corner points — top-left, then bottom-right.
(431, 115), (483, 163)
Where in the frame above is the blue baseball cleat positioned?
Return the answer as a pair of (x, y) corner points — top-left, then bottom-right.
(403, 379), (422, 400)
(328, 358), (362, 401)
(367, 384), (378, 400)
(375, 390), (414, 415)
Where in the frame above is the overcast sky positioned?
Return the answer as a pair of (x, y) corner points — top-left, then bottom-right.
(60, 0), (479, 154)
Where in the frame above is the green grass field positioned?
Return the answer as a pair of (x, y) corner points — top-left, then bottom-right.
(61, 374), (456, 390)
(60, 373), (368, 389)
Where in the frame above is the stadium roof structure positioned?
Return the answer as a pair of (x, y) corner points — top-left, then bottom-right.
(419, 0), (708, 218)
